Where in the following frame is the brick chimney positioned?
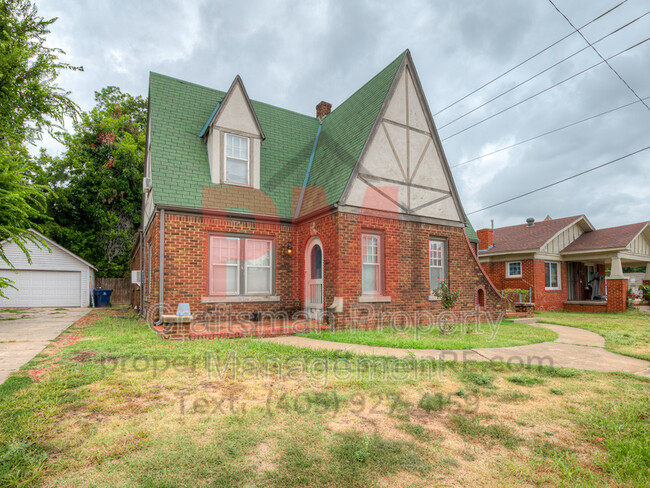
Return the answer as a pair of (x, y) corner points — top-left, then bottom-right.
(316, 101), (332, 119)
(476, 228), (494, 251)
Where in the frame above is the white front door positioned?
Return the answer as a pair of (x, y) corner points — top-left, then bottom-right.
(304, 239), (323, 319)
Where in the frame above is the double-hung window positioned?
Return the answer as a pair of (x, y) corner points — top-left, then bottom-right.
(209, 236), (273, 296)
(545, 262), (560, 290)
(429, 239), (447, 292)
(507, 261), (522, 278)
(361, 233), (383, 295)
(225, 133), (249, 185)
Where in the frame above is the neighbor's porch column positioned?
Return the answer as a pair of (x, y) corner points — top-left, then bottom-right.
(644, 263), (650, 286)
(606, 254), (628, 313)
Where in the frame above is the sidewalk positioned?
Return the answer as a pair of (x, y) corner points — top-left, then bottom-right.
(262, 323), (650, 377)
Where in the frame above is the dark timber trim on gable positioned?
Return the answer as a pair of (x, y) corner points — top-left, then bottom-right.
(405, 52), (466, 222)
(339, 50), (466, 223)
(339, 52), (408, 205)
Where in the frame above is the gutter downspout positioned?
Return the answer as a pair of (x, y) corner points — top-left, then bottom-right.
(293, 123), (322, 220)
(154, 209), (165, 326)
(139, 229), (144, 316)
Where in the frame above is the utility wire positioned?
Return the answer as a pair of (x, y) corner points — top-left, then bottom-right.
(548, 0), (650, 112)
(441, 37), (650, 142)
(433, 0), (628, 115)
(466, 146), (650, 215)
(438, 10), (650, 130)
(451, 96), (650, 168)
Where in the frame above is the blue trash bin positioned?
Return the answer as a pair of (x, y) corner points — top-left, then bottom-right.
(93, 288), (113, 307)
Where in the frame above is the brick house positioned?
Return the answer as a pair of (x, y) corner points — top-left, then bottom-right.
(477, 216), (650, 312)
(131, 50), (505, 334)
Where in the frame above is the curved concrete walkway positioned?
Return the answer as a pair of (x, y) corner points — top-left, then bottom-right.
(262, 323), (650, 377)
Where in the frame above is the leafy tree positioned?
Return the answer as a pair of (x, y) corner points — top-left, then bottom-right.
(0, 0), (79, 295)
(44, 87), (146, 278)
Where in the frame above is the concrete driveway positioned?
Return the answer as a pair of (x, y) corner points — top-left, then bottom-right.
(0, 307), (90, 385)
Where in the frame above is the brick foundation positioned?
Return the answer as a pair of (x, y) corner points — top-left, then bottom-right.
(563, 301), (607, 313)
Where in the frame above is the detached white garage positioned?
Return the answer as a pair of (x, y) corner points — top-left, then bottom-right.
(0, 230), (96, 307)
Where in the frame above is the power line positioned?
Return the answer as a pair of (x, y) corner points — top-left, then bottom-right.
(440, 37), (650, 142)
(438, 10), (650, 130)
(548, 0), (650, 113)
(451, 96), (650, 168)
(433, 0), (629, 116)
(466, 146), (650, 215)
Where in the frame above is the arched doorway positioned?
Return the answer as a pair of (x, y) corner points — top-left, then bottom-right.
(304, 238), (323, 319)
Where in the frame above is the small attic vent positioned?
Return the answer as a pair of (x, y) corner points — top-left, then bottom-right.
(526, 217), (535, 227)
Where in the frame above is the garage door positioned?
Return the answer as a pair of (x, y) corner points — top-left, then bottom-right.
(0, 270), (81, 307)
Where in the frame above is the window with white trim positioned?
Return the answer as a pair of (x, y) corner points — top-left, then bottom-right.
(507, 261), (522, 278)
(429, 239), (447, 292)
(545, 262), (560, 289)
(361, 233), (383, 295)
(209, 236), (273, 295)
(225, 133), (249, 185)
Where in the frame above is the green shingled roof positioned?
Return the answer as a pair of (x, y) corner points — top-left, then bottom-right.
(148, 52), (406, 219)
(465, 216), (479, 242)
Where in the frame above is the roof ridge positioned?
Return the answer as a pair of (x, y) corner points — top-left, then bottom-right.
(150, 71), (318, 122)
(596, 221), (649, 230)
(328, 50), (407, 118)
(492, 215), (584, 231)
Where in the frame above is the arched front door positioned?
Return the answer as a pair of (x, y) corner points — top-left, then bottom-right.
(304, 238), (323, 319)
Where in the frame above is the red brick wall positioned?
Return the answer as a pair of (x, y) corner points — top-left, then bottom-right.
(564, 302), (607, 313)
(329, 213), (504, 327)
(606, 278), (628, 313)
(138, 209), (505, 326)
(480, 258), (569, 311)
(532, 260), (567, 311)
(481, 260), (535, 296)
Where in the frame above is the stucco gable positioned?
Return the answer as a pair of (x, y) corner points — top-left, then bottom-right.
(340, 52), (465, 224)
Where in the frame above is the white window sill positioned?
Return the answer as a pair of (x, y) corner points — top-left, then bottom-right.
(506, 275), (522, 279)
(202, 295), (280, 303)
(544, 287), (561, 291)
(428, 295), (442, 301)
(358, 295), (391, 303)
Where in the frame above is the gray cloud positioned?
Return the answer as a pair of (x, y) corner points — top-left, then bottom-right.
(36, 0), (650, 230)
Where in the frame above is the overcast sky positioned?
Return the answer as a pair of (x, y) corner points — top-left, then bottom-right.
(37, 0), (649, 231)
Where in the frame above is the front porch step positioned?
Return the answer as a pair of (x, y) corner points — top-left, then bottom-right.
(505, 312), (528, 318)
(511, 317), (539, 324)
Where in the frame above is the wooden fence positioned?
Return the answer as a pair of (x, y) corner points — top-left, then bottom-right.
(96, 277), (131, 305)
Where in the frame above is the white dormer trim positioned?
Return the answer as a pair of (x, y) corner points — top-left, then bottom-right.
(201, 76), (264, 188)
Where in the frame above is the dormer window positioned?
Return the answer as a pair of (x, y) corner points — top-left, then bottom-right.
(225, 133), (249, 185)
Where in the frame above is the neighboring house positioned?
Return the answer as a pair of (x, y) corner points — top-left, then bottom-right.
(0, 230), (96, 307)
(131, 50), (504, 328)
(625, 272), (646, 295)
(477, 216), (650, 312)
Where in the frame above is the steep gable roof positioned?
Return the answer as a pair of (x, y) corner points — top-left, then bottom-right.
(465, 216), (479, 242)
(561, 222), (649, 252)
(480, 215), (586, 254)
(147, 51), (409, 219)
(301, 52), (405, 213)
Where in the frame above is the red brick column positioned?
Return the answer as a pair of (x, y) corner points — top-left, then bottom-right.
(606, 278), (628, 313)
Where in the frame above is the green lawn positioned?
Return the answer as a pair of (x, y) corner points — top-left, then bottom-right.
(298, 320), (557, 349)
(536, 309), (650, 361)
(0, 310), (648, 487)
